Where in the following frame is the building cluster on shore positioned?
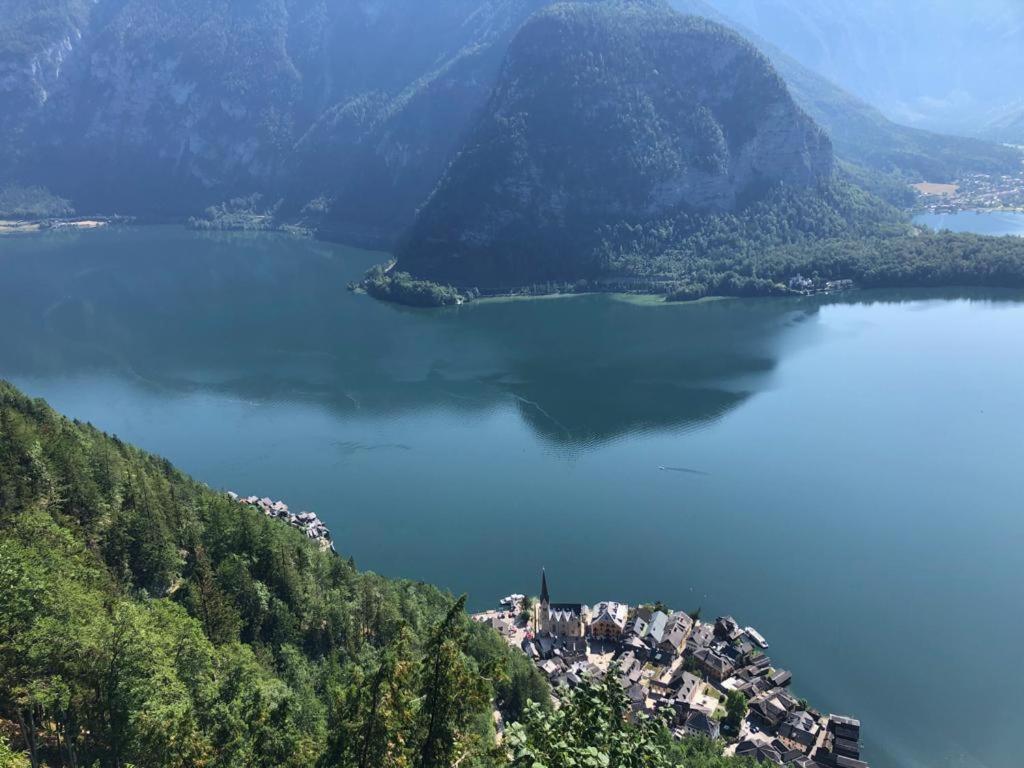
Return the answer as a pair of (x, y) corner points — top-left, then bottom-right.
(914, 171), (1024, 213)
(474, 570), (868, 768)
(227, 492), (335, 551)
(786, 275), (855, 295)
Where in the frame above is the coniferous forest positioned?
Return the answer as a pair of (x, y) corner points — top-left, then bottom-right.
(0, 381), (757, 768)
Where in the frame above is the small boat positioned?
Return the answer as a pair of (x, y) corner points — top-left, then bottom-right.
(745, 626), (769, 649)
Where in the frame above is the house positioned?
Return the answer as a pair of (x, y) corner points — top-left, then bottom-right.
(768, 669), (792, 688)
(537, 569), (590, 637)
(590, 601), (629, 640)
(779, 710), (820, 749)
(750, 691), (798, 728)
(788, 274), (814, 292)
(682, 710), (720, 740)
(539, 658), (565, 678)
(674, 671), (703, 705)
(626, 683), (647, 714)
(646, 611), (670, 644)
(615, 651), (641, 679)
(686, 623), (715, 655)
(735, 675), (773, 699)
(714, 615), (745, 642)
(648, 648), (675, 667)
(826, 715), (862, 761)
(625, 616), (650, 639)
(694, 647), (735, 682)
(736, 740), (783, 765)
(658, 612), (694, 654)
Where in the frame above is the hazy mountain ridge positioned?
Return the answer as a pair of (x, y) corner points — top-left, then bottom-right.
(983, 102), (1024, 146)
(701, 0), (1024, 137)
(668, 0), (1022, 182)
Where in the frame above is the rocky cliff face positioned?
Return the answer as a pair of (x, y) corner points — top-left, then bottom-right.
(0, 0), (1013, 238)
(0, 0), (547, 231)
(398, 0), (833, 287)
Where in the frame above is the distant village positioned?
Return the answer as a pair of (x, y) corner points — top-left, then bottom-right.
(227, 492), (336, 551)
(473, 571), (868, 768)
(913, 170), (1024, 214)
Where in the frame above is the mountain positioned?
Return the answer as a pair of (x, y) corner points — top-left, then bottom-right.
(2, 0), (1019, 246)
(398, 0), (834, 288)
(0, 0), (547, 240)
(699, 0), (1024, 137)
(983, 102), (1024, 146)
(668, 0), (1022, 182)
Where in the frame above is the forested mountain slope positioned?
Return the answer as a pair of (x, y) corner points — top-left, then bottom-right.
(0, 380), (547, 768)
(398, 0), (835, 288)
(0, 379), (765, 767)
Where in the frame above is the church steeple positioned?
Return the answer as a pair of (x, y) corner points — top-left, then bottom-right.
(540, 568), (550, 606)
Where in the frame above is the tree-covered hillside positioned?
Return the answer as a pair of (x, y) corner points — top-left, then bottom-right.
(0, 380), (548, 768)
(398, 0), (835, 288)
(0, 380), (766, 767)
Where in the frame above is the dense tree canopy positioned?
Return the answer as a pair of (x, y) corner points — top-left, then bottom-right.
(506, 672), (755, 768)
(0, 380), (546, 768)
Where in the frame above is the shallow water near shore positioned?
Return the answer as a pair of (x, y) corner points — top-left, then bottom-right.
(1, 226), (1023, 768)
(913, 209), (1024, 236)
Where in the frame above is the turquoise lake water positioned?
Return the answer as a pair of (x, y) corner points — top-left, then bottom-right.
(914, 209), (1024, 236)
(1, 226), (1022, 768)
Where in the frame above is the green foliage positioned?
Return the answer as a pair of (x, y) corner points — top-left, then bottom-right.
(506, 673), (752, 768)
(0, 380), (546, 767)
(723, 691), (748, 733)
(0, 185), (74, 219)
(362, 267), (474, 308)
(399, 0), (833, 289)
(506, 671), (675, 768)
(588, 180), (1024, 300)
(0, 733), (29, 768)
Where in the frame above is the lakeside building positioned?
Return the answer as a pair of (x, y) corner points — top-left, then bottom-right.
(590, 601), (629, 639)
(537, 569), (590, 636)
(477, 571), (870, 768)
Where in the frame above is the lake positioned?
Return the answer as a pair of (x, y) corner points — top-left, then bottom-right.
(914, 209), (1024, 236)
(1, 226), (1022, 768)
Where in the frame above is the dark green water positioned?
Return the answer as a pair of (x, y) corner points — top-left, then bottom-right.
(2, 227), (1023, 768)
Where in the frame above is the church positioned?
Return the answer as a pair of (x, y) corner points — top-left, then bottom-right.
(536, 569), (590, 637)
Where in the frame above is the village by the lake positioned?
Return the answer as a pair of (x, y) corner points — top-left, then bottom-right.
(473, 571), (868, 768)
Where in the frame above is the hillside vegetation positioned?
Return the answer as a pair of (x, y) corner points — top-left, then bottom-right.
(398, 0), (834, 288)
(0, 380), (763, 767)
(0, 380), (548, 768)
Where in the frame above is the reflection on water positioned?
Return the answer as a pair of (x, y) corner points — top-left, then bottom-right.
(3, 227), (1024, 768)
(913, 209), (1024, 236)
(0, 226), (821, 448)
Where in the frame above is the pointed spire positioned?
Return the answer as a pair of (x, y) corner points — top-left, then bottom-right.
(540, 568), (550, 605)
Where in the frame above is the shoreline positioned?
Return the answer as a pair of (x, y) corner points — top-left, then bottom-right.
(0, 216), (115, 236)
(227, 491), (336, 553)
